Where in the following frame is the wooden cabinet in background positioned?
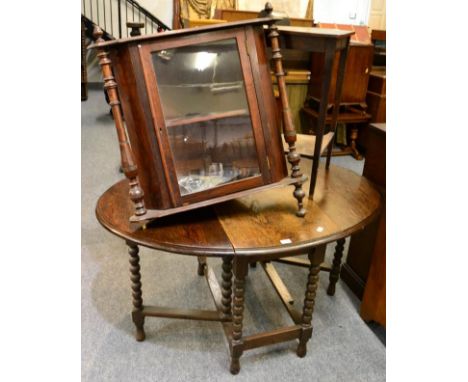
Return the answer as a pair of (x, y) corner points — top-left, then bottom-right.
(213, 8), (313, 27)
(366, 69), (386, 123)
(357, 68), (386, 151)
(342, 123), (386, 327)
(306, 24), (374, 109)
(307, 42), (374, 108)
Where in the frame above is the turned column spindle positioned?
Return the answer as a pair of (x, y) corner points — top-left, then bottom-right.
(327, 238), (345, 296)
(267, 15), (306, 217)
(221, 257), (233, 318)
(93, 26), (146, 218)
(297, 250), (321, 357)
(128, 242), (145, 341)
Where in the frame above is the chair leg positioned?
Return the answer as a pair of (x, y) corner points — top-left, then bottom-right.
(327, 239), (346, 296)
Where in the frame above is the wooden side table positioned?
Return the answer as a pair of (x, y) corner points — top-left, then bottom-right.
(275, 26), (354, 198)
(95, 163), (381, 374)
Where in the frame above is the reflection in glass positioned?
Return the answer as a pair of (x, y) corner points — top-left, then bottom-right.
(152, 39), (261, 196)
(152, 39), (248, 121)
(168, 116), (260, 195)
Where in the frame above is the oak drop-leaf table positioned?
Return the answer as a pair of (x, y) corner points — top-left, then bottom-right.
(95, 163), (381, 374)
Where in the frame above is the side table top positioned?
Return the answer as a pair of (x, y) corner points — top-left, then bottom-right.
(96, 162), (381, 258)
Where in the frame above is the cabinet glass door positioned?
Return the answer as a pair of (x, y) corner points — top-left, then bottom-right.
(152, 39), (261, 196)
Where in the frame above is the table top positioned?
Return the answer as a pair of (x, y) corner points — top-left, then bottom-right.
(277, 25), (354, 39)
(96, 162), (381, 259)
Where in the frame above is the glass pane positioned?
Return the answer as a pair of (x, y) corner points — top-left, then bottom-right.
(166, 116), (260, 196)
(152, 39), (249, 121)
(152, 39), (261, 196)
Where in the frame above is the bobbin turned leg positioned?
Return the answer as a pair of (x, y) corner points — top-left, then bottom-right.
(127, 241), (145, 341)
(221, 257), (233, 319)
(327, 238), (345, 296)
(230, 259), (248, 375)
(297, 249), (321, 357)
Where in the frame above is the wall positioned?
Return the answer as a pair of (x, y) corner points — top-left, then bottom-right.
(313, 0), (371, 26)
(84, 0), (173, 83)
(138, 0), (173, 28)
(236, 0), (310, 18)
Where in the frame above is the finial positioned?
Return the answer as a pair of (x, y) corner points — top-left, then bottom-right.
(258, 2), (290, 25)
(127, 21), (145, 37)
(92, 25), (105, 43)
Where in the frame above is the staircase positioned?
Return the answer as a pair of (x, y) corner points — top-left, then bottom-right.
(82, 0), (170, 39)
(81, 0), (171, 99)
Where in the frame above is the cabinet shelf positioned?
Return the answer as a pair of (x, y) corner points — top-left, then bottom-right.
(165, 109), (249, 128)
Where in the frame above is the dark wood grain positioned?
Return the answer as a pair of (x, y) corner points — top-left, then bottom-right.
(142, 306), (226, 321)
(214, 162), (380, 257)
(268, 21), (306, 217)
(130, 176), (303, 222)
(96, 162), (381, 257)
(95, 161), (381, 374)
(230, 258), (248, 374)
(128, 242), (145, 341)
(93, 26), (147, 217)
(243, 325), (302, 350)
(247, 26), (288, 183)
(92, 17), (383, 373)
(88, 17), (283, 49)
(96, 182), (234, 256)
(342, 123), (385, 318)
(221, 257), (233, 319)
(214, 8), (313, 28)
(307, 42), (374, 107)
(359, 123), (386, 326)
(91, 19), (296, 221)
(297, 248), (322, 357)
(111, 45), (171, 209)
(360, 206), (386, 326)
(326, 238), (345, 296)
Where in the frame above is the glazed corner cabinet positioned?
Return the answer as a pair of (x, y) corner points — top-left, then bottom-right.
(90, 17), (306, 222)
